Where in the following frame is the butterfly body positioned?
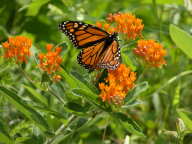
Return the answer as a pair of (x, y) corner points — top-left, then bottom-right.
(59, 21), (120, 70)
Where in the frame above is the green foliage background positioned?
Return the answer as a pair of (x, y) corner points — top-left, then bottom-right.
(0, 0), (192, 144)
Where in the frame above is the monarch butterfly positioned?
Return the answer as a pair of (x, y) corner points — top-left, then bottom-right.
(59, 21), (120, 71)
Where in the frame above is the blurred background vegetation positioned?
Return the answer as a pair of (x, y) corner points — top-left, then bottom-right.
(0, 0), (192, 144)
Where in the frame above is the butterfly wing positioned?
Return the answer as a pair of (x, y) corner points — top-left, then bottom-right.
(97, 40), (120, 70)
(59, 21), (120, 70)
(77, 40), (120, 70)
(77, 41), (106, 70)
(59, 21), (109, 48)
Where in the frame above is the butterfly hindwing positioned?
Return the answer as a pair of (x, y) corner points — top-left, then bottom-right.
(77, 39), (120, 70)
(77, 41), (105, 70)
(59, 21), (109, 48)
(97, 40), (120, 70)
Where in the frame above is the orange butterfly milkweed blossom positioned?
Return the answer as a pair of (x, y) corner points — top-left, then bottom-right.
(59, 21), (121, 71)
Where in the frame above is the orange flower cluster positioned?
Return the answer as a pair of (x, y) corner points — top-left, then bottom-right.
(99, 64), (136, 105)
(38, 44), (62, 76)
(133, 40), (166, 67)
(2, 36), (32, 63)
(96, 12), (144, 39)
(96, 22), (116, 34)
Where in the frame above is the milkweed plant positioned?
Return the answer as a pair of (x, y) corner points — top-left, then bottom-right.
(0, 0), (192, 144)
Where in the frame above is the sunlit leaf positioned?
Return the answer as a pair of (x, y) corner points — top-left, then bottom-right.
(143, 0), (183, 5)
(177, 109), (192, 131)
(122, 53), (137, 71)
(26, 0), (50, 16)
(170, 24), (192, 59)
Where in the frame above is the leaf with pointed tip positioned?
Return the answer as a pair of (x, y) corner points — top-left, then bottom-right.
(170, 24), (192, 59)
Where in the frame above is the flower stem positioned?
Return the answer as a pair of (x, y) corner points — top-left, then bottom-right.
(45, 115), (77, 144)
(154, 70), (192, 94)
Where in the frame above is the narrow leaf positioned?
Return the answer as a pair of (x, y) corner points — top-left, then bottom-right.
(0, 120), (14, 144)
(113, 112), (145, 137)
(0, 86), (49, 131)
(122, 53), (136, 71)
(177, 109), (192, 131)
(24, 85), (48, 106)
(72, 88), (107, 112)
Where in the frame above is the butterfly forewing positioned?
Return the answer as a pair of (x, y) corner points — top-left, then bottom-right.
(59, 21), (109, 48)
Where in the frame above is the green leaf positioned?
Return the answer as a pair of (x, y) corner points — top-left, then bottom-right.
(26, 0), (50, 16)
(0, 120), (14, 144)
(10, 121), (33, 137)
(66, 102), (88, 113)
(15, 137), (31, 144)
(133, 81), (149, 98)
(125, 81), (149, 104)
(0, 86), (49, 132)
(113, 112), (145, 137)
(177, 109), (192, 131)
(0, 133), (14, 144)
(122, 53), (137, 71)
(72, 88), (98, 101)
(64, 102), (90, 116)
(169, 24), (192, 59)
(72, 89), (107, 112)
(24, 85), (48, 106)
(59, 69), (80, 89)
(59, 69), (97, 99)
(48, 133), (71, 144)
(143, 0), (183, 5)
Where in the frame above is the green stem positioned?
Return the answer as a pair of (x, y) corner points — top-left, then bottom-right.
(48, 86), (65, 105)
(152, 0), (163, 40)
(152, 0), (158, 20)
(45, 115), (77, 144)
(137, 66), (148, 81)
(18, 65), (34, 84)
(154, 70), (192, 94)
(53, 41), (65, 50)
(121, 41), (136, 49)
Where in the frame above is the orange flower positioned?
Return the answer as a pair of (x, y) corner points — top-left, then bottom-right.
(99, 64), (136, 105)
(2, 36), (32, 63)
(106, 13), (144, 39)
(38, 44), (63, 75)
(133, 40), (166, 67)
(96, 22), (116, 34)
(96, 13), (144, 39)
